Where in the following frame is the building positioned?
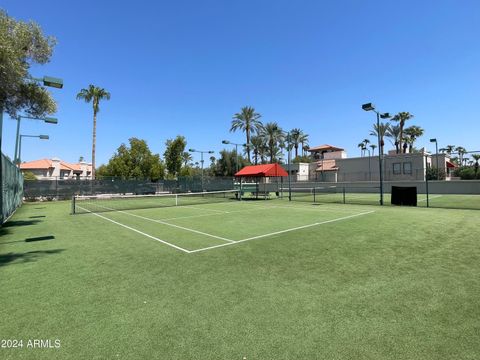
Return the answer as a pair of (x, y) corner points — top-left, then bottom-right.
(20, 158), (93, 180)
(288, 144), (457, 182)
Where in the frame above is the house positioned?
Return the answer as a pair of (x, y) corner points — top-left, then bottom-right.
(293, 144), (457, 182)
(20, 158), (93, 180)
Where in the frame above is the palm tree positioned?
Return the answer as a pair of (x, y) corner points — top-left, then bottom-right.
(445, 145), (455, 154)
(391, 112), (414, 153)
(472, 154), (480, 175)
(403, 125), (424, 153)
(386, 124), (401, 154)
(76, 85), (111, 179)
(299, 132), (309, 156)
(455, 146), (467, 166)
(370, 144), (377, 156)
(358, 142), (366, 157)
(250, 135), (265, 165)
(289, 128), (302, 158)
(182, 151), (193, 167)
(230, 106), (262, 163)
(370, 122), (390, 155)
(261, 122), (284, 162)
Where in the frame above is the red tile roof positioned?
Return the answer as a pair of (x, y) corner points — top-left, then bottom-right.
(19, 159), (54, 170)
(308, 144), (344, 152)
(235, 163), (288, 177)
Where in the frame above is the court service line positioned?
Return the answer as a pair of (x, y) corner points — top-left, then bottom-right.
(76, 206), (191, 253)
(182, 205), (227, 213)
(188, 210), (375, 254)
(113, 209), (236, 243)
(84, 202), (235, 243)
(159, 205), (274, 221)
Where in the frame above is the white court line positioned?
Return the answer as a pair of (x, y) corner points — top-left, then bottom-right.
(77, 206), (191, 253)
(418, 195), (443, 202)
(106, 208), (236, 243)
(189, 210), (375, 254)
(84, 202), (235, 243)
(159, 205), (273, 221)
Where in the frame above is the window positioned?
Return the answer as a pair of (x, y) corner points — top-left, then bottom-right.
(393, 163), (401, 175)
(403, 162), (412, 175)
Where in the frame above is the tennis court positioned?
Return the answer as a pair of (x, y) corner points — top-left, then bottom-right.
(72, 191), (374, 253)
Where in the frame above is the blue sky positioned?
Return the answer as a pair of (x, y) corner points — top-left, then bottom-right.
(2, 0), (479, 165)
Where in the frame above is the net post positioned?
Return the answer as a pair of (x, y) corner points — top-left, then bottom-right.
(175, 194), (178, 206)
(343, 187), (346, 204)
(313, 187), (316, 203)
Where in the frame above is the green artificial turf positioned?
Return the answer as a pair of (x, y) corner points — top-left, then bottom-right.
(0, 199), (479, 359)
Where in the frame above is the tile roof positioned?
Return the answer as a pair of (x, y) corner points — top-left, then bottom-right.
(19, 159), (54, 170)
(308, 144), (344, 152)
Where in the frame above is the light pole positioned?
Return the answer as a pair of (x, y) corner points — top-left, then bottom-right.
(14, 115), (58, 164)
(285, 132), (293, 201)
(430, 138), (439, 180)
(18, 134), (49, 164)
(362, 103), (390, 205)
(188, 148), (214, 191)
(222, 140), (251, 175)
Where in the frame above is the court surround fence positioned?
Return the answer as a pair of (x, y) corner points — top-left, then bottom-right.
(23, 176), (235, 200)
(1, 153), (24, 224)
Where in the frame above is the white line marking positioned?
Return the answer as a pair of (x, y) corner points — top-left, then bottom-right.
(418, 195), (443, 202)
(159, 205), (273, 221)
(111, 209), (236, 243)
(189, 210), (375, 254)
(77, 206), (191, 253)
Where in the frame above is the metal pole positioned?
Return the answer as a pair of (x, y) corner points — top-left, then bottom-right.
(425, 154), (430, 207)
(18, 136), (23, 164)
(367, 149), (371, 181)
(201, 152), (204, 191)
(235, 144), (239, 174)
(288, 139), (292, 201)
(377, 112), (384, 205)
(435, 141), (439, 180)
(14, 117), (21, 164)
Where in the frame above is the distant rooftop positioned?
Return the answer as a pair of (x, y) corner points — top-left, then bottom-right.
(308, 144), (345, 152)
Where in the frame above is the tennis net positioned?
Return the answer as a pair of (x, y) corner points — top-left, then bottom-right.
(72, 190), (239, 214)
(281, 186), (343, 204)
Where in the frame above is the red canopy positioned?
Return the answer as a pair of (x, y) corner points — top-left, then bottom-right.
(235, 163), (288, 177)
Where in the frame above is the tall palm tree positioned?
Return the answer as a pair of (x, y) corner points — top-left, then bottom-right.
(455, 146), (467, 166)
(261, 122), (284, 162)
(250, 135), (266, 165)
(370, 122), (390, 155)
(472, 154), (480, 175)
(299, 132), (309, 156)
(386, 124), (401, 154)
(76, 85), (111, 179)
(403, 125), (424, 153)
(391, 112), (414, 153)
(370, 144), (377, 156)
(358, 142), (366, 157)
(230, 106), (262, 163)
(289, 128), (302, 158)
(445, 145), (455, 154)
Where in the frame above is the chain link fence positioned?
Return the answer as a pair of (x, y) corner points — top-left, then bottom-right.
(23, 176), (235, 201)
(1, 153), (24, 224)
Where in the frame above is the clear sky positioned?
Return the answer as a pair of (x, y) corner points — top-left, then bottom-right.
(2, 0), (479, 165)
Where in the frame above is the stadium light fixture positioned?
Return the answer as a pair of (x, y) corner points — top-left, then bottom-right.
(14, 115), (59, 164)
(18, 134), (50, 164)
(362, 102), (390, 205)
(222, 140), (248, 174)
(189, 148), (215, 191)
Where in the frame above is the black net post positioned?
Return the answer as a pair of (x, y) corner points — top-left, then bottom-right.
(343, 186), (346, 204)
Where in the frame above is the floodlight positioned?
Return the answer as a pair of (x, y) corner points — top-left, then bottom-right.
(362, 103), (375, 111)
